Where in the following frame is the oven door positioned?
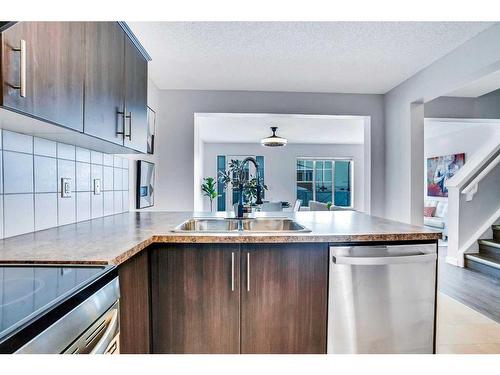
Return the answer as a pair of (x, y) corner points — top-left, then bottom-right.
(64, 301), (120, 354)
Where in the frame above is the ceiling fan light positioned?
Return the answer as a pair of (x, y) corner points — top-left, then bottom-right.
(261, 126), (287, 147)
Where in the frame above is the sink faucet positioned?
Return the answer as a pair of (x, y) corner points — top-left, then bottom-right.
(236, 157), (263, 218)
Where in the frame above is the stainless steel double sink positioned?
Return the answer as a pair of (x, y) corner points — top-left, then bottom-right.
(172, 218), (310, 233)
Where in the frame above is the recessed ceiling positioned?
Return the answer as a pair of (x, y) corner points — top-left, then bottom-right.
(425, 119), (500, 139)
(447, 69), (500, 97)
(128, 21), (493, 94)
(196, 113), (365, 144)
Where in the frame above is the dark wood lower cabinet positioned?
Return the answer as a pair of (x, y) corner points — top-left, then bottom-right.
(240, 243), (329, 354)
(120, 243), (329, 354)
(118, 250), (151, 354)
(151, 244), (241, 353)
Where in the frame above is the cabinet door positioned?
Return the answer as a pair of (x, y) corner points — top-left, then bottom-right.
(123, 35), (148, 153)
(151, 244), (240, 353)
(83, 22), (125, 145)
(241, 243), (328, 354)
(1, 22), (85, 131)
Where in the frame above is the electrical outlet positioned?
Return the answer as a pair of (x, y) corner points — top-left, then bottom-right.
(61, 178), (72, 198)
(93, 178), (101, 195)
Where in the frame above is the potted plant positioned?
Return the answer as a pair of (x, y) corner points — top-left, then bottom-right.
(219, 159), (268, 209)
(201, 177), (219, 212)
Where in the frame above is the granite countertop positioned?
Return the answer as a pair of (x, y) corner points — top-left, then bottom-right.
(0, 211), (441, 266)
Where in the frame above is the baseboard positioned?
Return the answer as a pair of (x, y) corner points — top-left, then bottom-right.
(445, 255), (461, 267)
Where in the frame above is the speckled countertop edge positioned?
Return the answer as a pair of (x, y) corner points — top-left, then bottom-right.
(0, 211), (442, 266)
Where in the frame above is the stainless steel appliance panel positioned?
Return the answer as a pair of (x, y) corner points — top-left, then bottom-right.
(15, 277), (119, 354)
(328, 243), (437, 354)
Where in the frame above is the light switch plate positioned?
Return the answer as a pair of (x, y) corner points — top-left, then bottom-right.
(93, 178), (101, 195)
(61, 178), (72, 198)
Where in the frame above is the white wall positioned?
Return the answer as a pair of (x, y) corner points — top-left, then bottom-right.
(424, 121), (500, 202)
(202, 143), (365, 212)
(149, 90), (385, 215)
(384, 22), (500, 224)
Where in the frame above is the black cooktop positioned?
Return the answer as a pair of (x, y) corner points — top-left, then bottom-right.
(0, 265), (111, 344)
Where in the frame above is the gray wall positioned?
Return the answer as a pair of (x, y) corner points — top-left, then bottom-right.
(202, 142), (365, 212)
(425, 90), (500, 119)
(384, 23), (500, 223)
(151, 90), (385, 216)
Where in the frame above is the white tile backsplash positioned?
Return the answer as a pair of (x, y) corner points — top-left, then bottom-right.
(34, 193), (58, 231)
(113, 191), (123, 214)
(103, 191), (114, 216)
(113, 168), (123, 190)
(34, 138), (57, 157)
(103, 154), (114, 167)
(103, 166), (114, 191)
(3, 151), (33, 194)
(3, 131), (33, 153)
(57, 143), (76, 160)
(58, 195), (76, 226)
(76, 192), (91, 222)
(0, 130), (130, 239)
(91, 192), (103, 219)
(76, 162), (91, 192)
(0, 153), (3, 195)
(0, 197), (3, 239)
(76, 147), (91, 163)
(91, 151), (103, 165)
(57, 159), (75, 193)
(34, 156), (57, 193)
(4, 194), (34, 237)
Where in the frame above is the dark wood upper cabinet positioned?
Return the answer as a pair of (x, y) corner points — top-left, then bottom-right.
(123, 35), (148, 153)
(1, 22), (85, 131)
(83, 22), (125, 145)
(240, 243), (329, 354)
(1, 21), (150, 153)
(151, 244), (241, 354)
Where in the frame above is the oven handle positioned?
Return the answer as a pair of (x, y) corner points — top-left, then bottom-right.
(90, 309), (119, 354)
(332, 253), (436, 265)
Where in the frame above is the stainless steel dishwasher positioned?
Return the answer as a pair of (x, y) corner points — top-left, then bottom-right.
(328, 243), (437, 354)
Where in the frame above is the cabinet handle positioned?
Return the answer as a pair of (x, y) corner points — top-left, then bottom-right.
(126, 112), (132, 140)
(116, 108), (132, 140)
(11, 39), (27, 97)
(231, 252), (235, 292)
(246, 252), (250, 292)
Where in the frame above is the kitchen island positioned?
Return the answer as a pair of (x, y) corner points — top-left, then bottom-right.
(0, 211), (440, 354)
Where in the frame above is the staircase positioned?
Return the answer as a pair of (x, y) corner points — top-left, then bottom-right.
(465, 225), (500, 278)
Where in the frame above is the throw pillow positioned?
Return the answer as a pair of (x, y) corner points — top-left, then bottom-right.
(423, 206), (436, 217)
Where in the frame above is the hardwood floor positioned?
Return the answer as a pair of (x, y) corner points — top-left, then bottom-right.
(438, 246), (500, 323)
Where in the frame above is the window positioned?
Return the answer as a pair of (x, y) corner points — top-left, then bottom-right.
(296, 158), (352, 207)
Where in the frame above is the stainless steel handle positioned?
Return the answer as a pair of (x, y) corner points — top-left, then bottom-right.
(90, 308), (119, 354)
(246, 252), (250, 292)
(332, 253), (437, 266)
(116, 108), (127, 138)
(231, 252), (235, 292)
(126, 112), (132, 140)
(12, 39), (27, 97)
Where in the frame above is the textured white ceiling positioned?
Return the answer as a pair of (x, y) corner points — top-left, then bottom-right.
(128, 21), (493, 94)
(196, 113), (365, 144)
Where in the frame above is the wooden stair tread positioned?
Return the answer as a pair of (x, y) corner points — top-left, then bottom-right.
(478, 239), (500, 249)
(465, 253), (500, 270)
